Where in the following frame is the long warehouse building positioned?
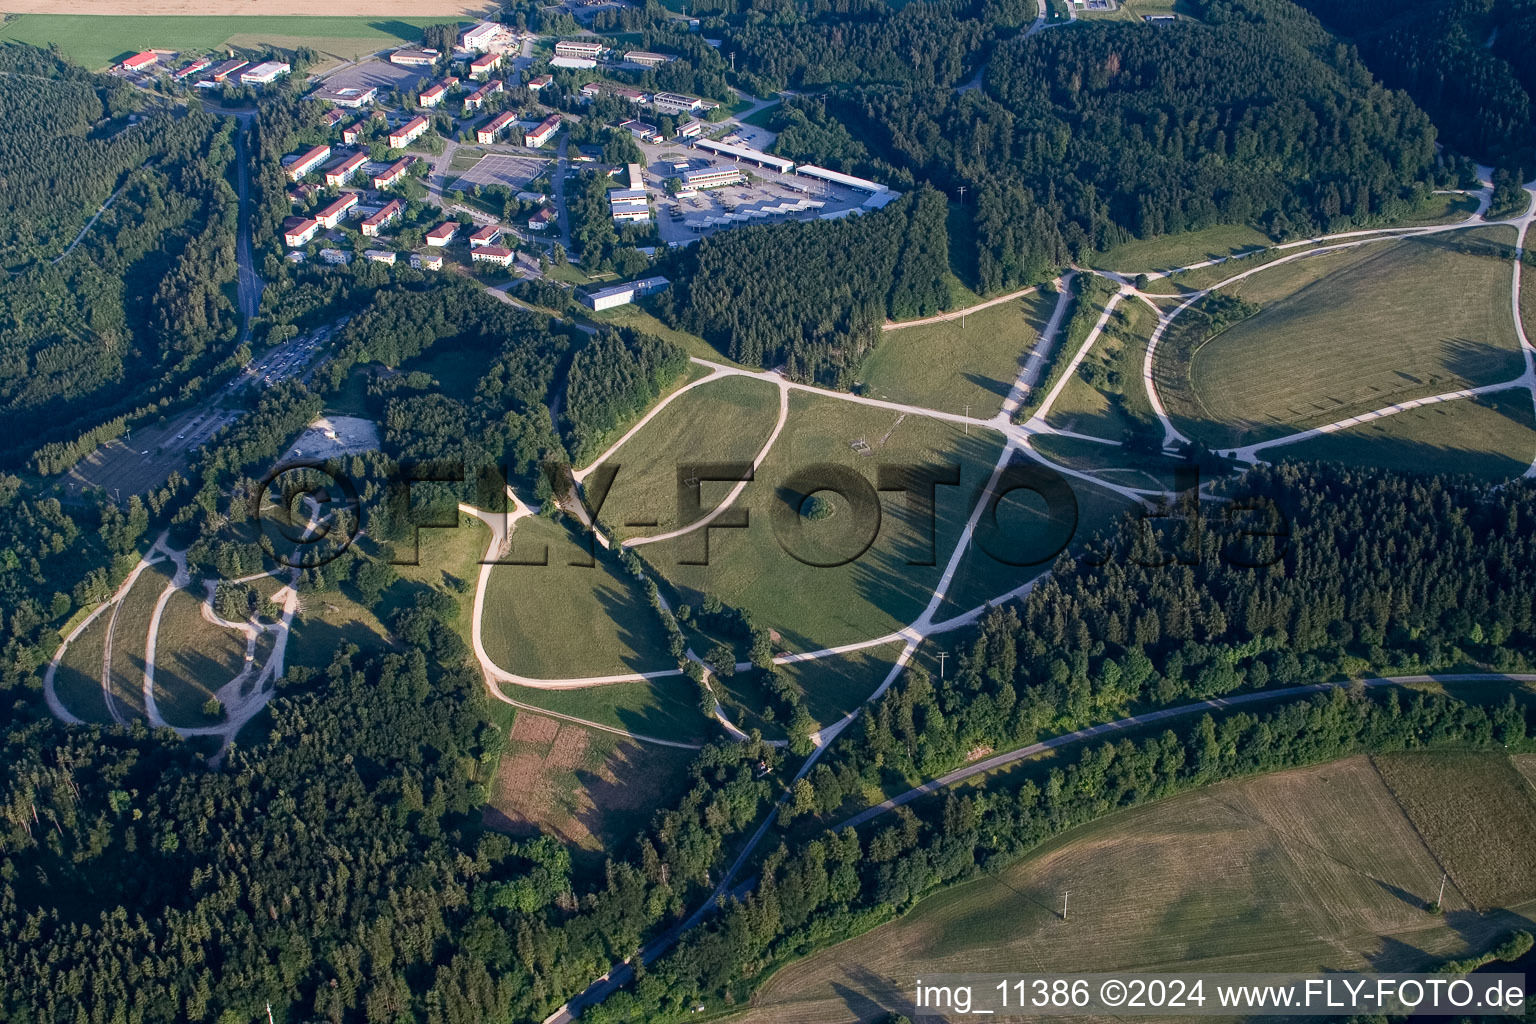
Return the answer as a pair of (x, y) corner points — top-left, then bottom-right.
(691, 138), (795, 174)
(795, 164), (888, 194)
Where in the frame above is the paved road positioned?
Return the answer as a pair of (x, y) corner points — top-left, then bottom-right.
(231, 117), (264, 337)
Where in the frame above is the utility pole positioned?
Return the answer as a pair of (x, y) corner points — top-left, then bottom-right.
(1062, 890), (1069, 921)
(267, 1003), (275, 1024)
(935, 650), (948, 679)
(1436, 872), (1447, 908)
(956, 185), (966, 205)
(963, 404), (970, 434)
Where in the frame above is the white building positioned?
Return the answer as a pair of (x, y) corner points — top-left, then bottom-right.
(389, 115), (429, 149)
(477, 110), (517, 144)
(364, 249), (398, 264)
(554, 40), (605, 59)
(286, 144), (332, 182)
(525, 114), (562, 148)
(471, 244), (515, 267)
(390, 49), (439, 67)
(624, 51), (674, 67)
(549, 56), (597, 70)
(581, 276), (670, 311)
(795, 164), (888, 194)
(693, 138), (795, 174)
(284, 218), (320, 247)
(680, 164), (742, 190)
(324, 152), (367, 187)
(241, 61), (291, 86)
(460, 21), (504, 52)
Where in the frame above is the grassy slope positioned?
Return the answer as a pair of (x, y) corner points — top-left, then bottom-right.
(481, 514), (676, 679)
(152, 584), (247, 728)
(732, 753), (1536, 1024)
(53, 612), (112, 724)
(1044, 295), (1160, 441)
(594, 375), (782, 541)
(647, 392), (1006, 653)
(0, 14), (443, 69)
(106, 561), (176, 721)
(1277, 389), (1536, 481)
(859, 290), (1054, 417)
(1160, 229), (1524, 448)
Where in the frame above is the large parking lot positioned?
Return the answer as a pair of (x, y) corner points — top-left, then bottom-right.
(641, 149), (881, 245)
(451, 151), (551, 190)
(63, 322), (341, 502)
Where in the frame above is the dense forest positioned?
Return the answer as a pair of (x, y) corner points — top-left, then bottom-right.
(658, 187), (951, 383)
(1295, 0), (1536, 167)
(0, 46), (242, 470)
(731, 0), (1450, 294)
(562, 326), (688, 464)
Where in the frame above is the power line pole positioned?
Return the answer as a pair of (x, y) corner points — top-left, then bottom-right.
(1436, 872), (1447, 908)
(1062, 890), (1069, 921)
(935, 650), (948, 679)
(956, 185), (966, 205)
(963, 404), (970, 434)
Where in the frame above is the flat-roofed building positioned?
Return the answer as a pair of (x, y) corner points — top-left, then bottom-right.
(286, 144), (332, 182)
(241, 62), (291, 86)
(554, 40), (605, 59)
(283, 217), (320, 247)
(471, 244), (515, 266)
(469, 224), (502, 248)
(624, 50), (674, 67)
(411, 250), (445, 270)
(324, 152), (367, 187)
(364, 249), (397, 264)
(694, 138), (795, 174)
(373, 157), (412, 189)
(477, 110), (517, 144)
(608, 188), (648, 208)
(207, 58), (248, 83)
(426, 221), (458, 246)
(361, 199), (404, 237)
(312, 83), (378, 109)
(627, 162), (645, 188)
(390, 48), (439, 67)
(680, 164), (742, 190)
(795, 163), (888, 193)
(461, 21), (504, 51)
(549, 56), (597, 70)
(675, 119), (704, 139)
(580, 275), (670, 311)
(388, 115), (430, 149)
(652, 91), (704, 115)
(315, 192), (360, 228)
(525, 114), (562, 148)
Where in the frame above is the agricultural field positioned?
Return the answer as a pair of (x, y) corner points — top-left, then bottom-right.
(1044, 295), (1161, 442)
(645, 392), (1006, 654)
(1277, 390), (1536, 481)
(483, 713), (698, 869)
(0, 14), (451, 69)
(480, 514), (676, 680)
(1156, 229), (1525, 449)
(1372, 751), (1536, 911)
(859, 290), (1055, 417)
(733, 754), (1536, 1024)
(592, 375), (783, 541)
